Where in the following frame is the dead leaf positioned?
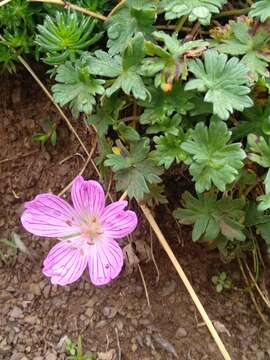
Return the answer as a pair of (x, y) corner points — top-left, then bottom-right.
(123, 243), (139, 273)
(213, 320), (231, 337)
(97, 349), (117, 360)
(134, 239), (151, 262)
(152, 334), (178, 358)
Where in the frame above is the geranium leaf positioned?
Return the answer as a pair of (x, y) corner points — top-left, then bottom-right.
(185, 49), (253, 120)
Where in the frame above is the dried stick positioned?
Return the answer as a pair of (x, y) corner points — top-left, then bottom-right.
(28, 0), (106, 21)
(0, 0), (12, 7)
(58, 137), (97, 196)
(107, 0), (126, 18)
(138, 263), (152, 311)
(140, 203), (232, 360)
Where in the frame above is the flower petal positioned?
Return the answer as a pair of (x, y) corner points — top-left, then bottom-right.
(101, 201), (138, 239)
(21, 194), (79, 237)
(71, 176), (105, 217)
(43, 240), (88, 286)
(88, 238), (123, 286)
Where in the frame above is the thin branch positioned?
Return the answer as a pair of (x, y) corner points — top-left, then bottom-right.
(107, 0), (126, 18)
(58, 137), (97, 197)
(213, 7), (250, 18)
(0, 150), (38, 164)
(138, 263), (152, 311)
(0, 0), (12, 7)
(28, 0), (107, 21)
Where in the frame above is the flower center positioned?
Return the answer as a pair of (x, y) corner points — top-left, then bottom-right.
(80, 215), (103, 245)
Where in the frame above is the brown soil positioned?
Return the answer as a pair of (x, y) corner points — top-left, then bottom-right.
(0, 69), (270, 360)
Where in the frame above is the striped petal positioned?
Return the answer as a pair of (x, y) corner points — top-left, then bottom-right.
(43, 240), (88, 286)
(21, 194), (79, 237)
(71, 176), (105, 218)
(101, 201), (138, 239)
(88, 238), (123, 286)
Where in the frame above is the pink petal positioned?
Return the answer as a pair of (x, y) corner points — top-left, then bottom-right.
(101, 201), (138, 239)
(88, 238), (123, 286)
(21, 194), (79, 237)
(43, 240), (88, 286)
(71, 176), (105, 218)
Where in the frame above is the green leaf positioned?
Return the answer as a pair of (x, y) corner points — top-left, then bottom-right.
(106, 33), (150, 100)
(115, 123), (141, 141)
(143, 32), (209, 84)
(212, 18), (270, 80)
(52, 59), (105, 118)
(153, 130), (190, 169)
(105, 139), (163, 200)
(249, 0), (270, 22)
(257, 194), (270, 212)
(173, 191), (245, 242)
(232, 100), (270, 141)
(161, 0), (227, 25)
(185, 49), (253, 120)
(84, 50), (122, 77)
(105, 0), (157, 55)
(88, 95), (125, 136)
(181, 121), (246, 193)
(139, 84), (194, 125)
(143, 183), (168, 207)
(248, 134), (270, 193)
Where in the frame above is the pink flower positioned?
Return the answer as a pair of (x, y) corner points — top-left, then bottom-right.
(21, 176), (137, 286)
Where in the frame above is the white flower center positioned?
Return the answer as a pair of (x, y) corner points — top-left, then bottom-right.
(80, 215), (103, 245)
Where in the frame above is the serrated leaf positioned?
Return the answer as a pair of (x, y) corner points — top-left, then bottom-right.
(212, 18), (270, 80)
(173, 191), (245, 242)
(139, 84), (194, 125)
(84, 50), (122, 77)
(105, 33), (150, 100)
(257, 194), (270, 211)
(88, 95), (125, 136)
(105, 0), (157, 55)
(52, 59), (105, 118)
(104, 139), (163, 200)
(143, 32), (208, 84)
(181, 121), (246, 193)
(248, 133), (270, 193)
(161, 0), (227, 25)
(115, 122), (141, 141)
(232, 100), (270, 141)
(152, 130), (190, 169)
(185, 49), (253, 120)
(249, 0), (270, 22)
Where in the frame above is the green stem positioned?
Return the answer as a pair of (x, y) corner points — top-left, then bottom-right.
(175, 15), (188, 33)
(213, 7), (250, 19)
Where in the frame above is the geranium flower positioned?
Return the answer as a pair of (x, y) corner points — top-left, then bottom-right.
(21, 176), (137, 286)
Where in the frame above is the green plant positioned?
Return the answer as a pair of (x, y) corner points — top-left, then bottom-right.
(33, 117), (57, 146)
(212, 272), (232, 292)
(211, 17), (270, 80)
(66, 336), (96, 360)
(249, 0), (270, 22)
(185, 49), (253, 120)
(36, 11), (102, 66)
(160, 0), (228, 25)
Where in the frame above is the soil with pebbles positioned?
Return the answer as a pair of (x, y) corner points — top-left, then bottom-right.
(1, 69), (270, 360)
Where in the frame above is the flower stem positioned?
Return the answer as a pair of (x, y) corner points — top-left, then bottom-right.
(28, 0), (106, 21)
(213, 7), (250, 18)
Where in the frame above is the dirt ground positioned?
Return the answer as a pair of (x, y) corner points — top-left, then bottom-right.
(1, 69), (270, 360)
